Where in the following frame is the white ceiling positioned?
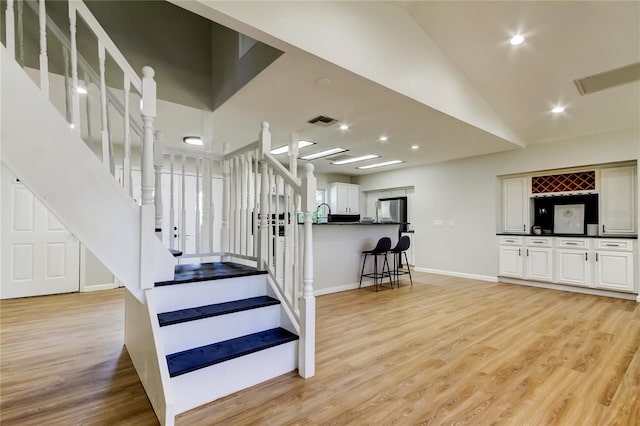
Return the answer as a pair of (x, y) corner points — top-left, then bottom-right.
(175, 1), (639, 176)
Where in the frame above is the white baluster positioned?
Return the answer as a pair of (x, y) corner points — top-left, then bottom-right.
(68, 5), (80, 131)
(62, 48), (71, 124)
(258, 158), (269, 270)
(221, 143), (230, 262)
(98, 42), (110, 171)
(181, 155), (186, 254)
(123, 76), (132, 195)
(253, 148), (260, 257)
(6, 0), (15, 59)
(195, 158), (201, 254)
(229, 157), (237, 255)
(240, 153), (248, 255)
(299, 162), (316, 378)
(154, 131), (164, 240)
(169, 154), (175, 250)
(38, 0), (49, 96)
(83, 72), (93, 149)
(245, 152), (253, 257)
(289, 133), (301, 309)
(209, 158), (215, 255)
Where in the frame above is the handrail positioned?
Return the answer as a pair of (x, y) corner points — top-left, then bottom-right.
(69, 1), (141, 91)
(24, 0), (143, 137)
(264, 152), (302, 192)
(223, 141), (259, 160)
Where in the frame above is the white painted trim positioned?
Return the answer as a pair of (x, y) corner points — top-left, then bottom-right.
(413, 267), (499, 283)
(500, 277), (638, 301)
(314, 279), (378, 296)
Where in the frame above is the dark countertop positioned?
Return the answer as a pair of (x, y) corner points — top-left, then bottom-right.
(313, 222), (407, 226)
(497, 232), (637, 240)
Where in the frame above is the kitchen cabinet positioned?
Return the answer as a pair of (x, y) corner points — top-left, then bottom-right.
(502, 177), (529, 233)
(526, 247), (553, 282)
(600, 166), (636, 235)
(554, 238), (591, 287)
(498, 236), (524, 278)
(328, 183), (360, 214)
(594, 239), (635, 292)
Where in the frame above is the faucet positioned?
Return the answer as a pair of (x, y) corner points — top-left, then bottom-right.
(316, 203), (332, 223)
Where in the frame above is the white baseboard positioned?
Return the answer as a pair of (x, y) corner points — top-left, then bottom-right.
(81, 282), (116, 292)
(413, 267), (499, 283)
(314, 280), (377, 296)
(500, 277), (638, 301)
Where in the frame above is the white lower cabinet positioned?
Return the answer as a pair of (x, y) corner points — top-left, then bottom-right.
(499, 236), (637, 295)
(594, 250), (634, 292)
(555, 249), (591, 287)
(526, 247), (553, 282)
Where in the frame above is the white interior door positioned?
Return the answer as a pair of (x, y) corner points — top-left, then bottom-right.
(1, 167), (80, 299)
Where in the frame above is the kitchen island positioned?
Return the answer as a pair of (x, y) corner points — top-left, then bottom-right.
(311, 222), (405, 295)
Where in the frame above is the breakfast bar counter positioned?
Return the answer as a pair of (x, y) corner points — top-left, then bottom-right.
(311, 222), (404, 295)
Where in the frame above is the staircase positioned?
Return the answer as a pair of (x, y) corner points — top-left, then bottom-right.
(2, 1), (317, 425)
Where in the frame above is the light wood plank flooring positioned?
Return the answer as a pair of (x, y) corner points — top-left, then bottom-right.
(1, 272), (639, 425)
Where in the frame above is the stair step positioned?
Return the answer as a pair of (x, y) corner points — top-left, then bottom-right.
(167, 328), (299, 378)
(156, 262), (266, 286)
(158, 296), (281, 327)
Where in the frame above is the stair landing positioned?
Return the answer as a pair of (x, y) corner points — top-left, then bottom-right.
(156, 262), (266, 286)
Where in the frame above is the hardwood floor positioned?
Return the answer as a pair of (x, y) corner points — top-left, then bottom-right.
(1, 272), (639, 425)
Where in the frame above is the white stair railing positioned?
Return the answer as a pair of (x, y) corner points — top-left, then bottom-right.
(3, 0), (170, 291)
(223, 122), (317, 378)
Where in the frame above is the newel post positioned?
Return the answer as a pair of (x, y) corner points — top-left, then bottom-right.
(257, 122), (271, 270)
(154, 130), (164, 240)
(139, 66), (157, 289)
(299, 163), (316, 378)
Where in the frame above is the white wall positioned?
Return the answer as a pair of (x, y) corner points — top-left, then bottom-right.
(354, 128), (639, 279)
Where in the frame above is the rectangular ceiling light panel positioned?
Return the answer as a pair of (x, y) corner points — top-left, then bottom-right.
(300, 148), (347, 161)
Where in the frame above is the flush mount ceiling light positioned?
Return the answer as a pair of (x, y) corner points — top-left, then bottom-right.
(339, 123), (349, 130)
(183, 136), (203, 146)
(357, 160), (404, 170)
(331, 154), (379, 165)
(300, 148), (348, 161)
(378, 136), (388, 142)
(510, 34), (525, 45)
(411, 145), (420, 150)
(270, 140), (315, 155)
(551, 106), (565, 114)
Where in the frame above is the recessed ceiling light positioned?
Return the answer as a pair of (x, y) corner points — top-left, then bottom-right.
(331, 154), (379, 165)
(510, 35), (525, 45)
(551, 106), (565, 114)
(339, 124), (349, 130)
(183, 136), (203, 146)
(411, 145), (419, 150)
(300, 148), (348, 161)
(270, 140), (315, 155)
(357, 160), (404, 170)
(315, 78), (332, 88)
(378, 136), (388, 142)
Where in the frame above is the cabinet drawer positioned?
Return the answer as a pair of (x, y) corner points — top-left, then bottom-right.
(499, 236), (523, 246)
(595, 239), (633, 251)
(526, 237), (553, 248)
(557, 238), (590, 249)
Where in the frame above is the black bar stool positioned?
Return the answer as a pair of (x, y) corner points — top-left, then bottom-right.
(390, 235), (412, 286)
(359, 237), (393, 291)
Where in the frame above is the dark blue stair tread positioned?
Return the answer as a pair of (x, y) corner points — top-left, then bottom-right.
(158, 296), (281, 327)
(156, 262), (266, 286)
(167, 328), (299, 377)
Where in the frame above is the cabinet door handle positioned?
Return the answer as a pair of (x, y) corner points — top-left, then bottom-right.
(505, 239), (515, 243)
(523, 224), (526, 231)
(605, 243), (620, 247)
(585, 252), (588, 261)
(532, 240), (544, 244)
(602, 224), (606, 233)
(526, 249), (529, 256)
(518, 248), (521, 256)
(596, 253), (599, 262)
(566, 242), (578, 246)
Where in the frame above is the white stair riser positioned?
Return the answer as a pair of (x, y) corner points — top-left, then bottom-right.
(160, 305), (282, 354)
(170, 341), (298, 415)
(153, 275), (267, 313)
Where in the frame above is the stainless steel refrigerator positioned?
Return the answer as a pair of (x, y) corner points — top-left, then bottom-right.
(376, 197), (408, 231)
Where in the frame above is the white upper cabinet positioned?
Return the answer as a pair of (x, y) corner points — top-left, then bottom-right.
(502, 177), (529, 233)
(328, 183), (360, 214)
(600, 166), (636, 235)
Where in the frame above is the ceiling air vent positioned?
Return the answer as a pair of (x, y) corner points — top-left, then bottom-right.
(574, 62), (640, 95)
(308, 115), (338, 127)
